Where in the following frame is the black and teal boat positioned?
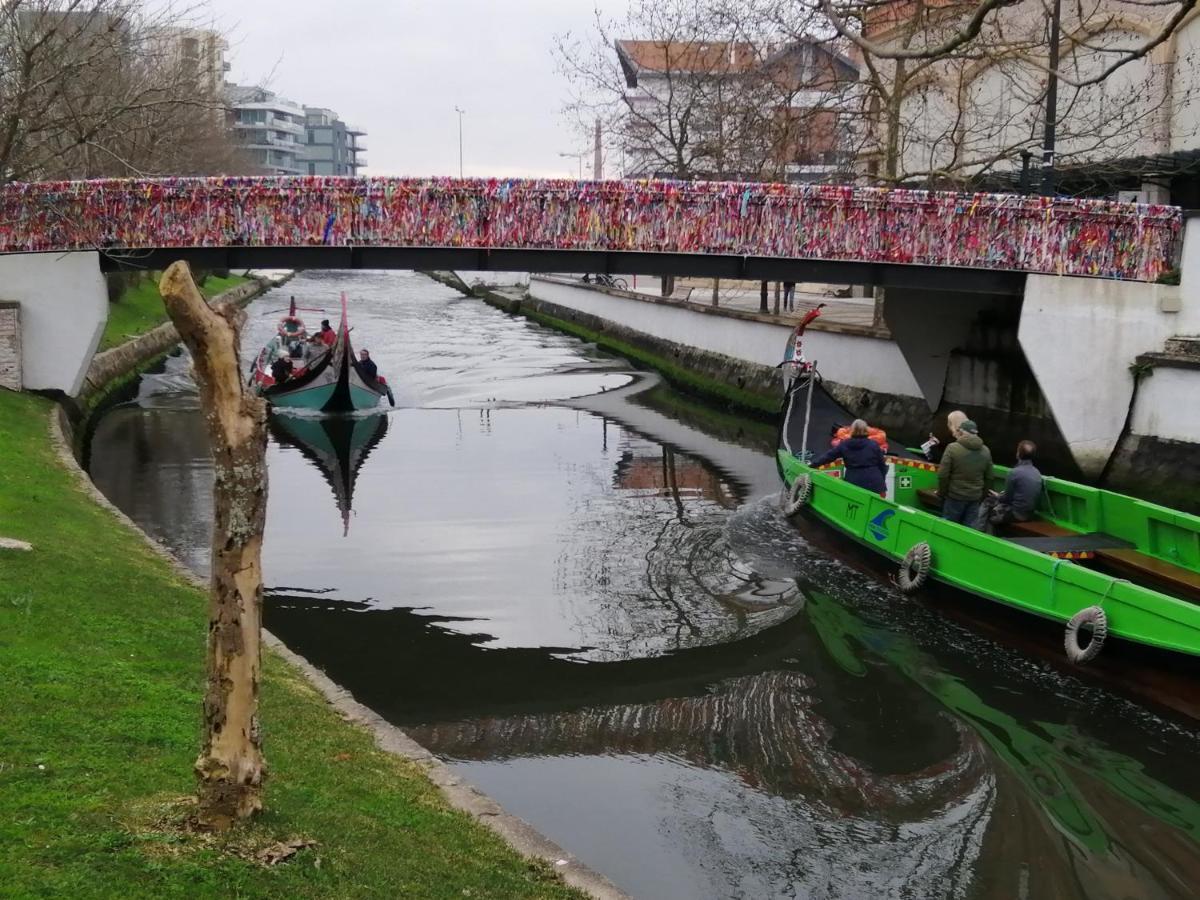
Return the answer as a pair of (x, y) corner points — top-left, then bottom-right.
(251, 294), (391, 412)
(776, 332), (1200, 663)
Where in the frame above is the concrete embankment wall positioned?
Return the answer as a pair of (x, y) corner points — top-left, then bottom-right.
(79, 278), (269, 409)
(487, 277), (1074, 471)
(445, 272), (1199, 508)
(516, 275), (928, 425)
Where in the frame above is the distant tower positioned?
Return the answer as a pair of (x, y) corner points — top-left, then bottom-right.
(593, 118), (603, 180)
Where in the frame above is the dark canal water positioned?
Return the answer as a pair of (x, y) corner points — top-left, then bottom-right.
(88, 271), (1200, 899)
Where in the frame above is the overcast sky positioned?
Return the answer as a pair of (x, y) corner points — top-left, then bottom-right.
(203, 0), (627, 179)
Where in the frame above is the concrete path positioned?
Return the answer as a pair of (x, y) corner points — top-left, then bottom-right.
(609, 275), (881, 330)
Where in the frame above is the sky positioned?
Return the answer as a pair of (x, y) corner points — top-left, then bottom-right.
(202, 0), (628, 179)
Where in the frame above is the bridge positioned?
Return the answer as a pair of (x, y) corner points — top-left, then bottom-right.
(0, 175), (1188, 439)
(0, 176), (1181, 292)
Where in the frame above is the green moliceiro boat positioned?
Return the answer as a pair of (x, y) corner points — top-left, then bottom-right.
(776, 336), (1200, 662)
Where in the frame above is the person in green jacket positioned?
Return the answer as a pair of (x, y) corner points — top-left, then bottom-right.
(937, 419), (993, 527)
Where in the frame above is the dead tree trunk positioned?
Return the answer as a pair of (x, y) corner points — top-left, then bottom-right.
(159, 261), (268, 830)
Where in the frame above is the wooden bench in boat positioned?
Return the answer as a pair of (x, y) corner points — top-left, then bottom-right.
(915, 487), (1200, 600)
(1094, 548), (1200, 603)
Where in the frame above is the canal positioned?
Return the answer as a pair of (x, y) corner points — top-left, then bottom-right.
(88, 271), (1200, 899)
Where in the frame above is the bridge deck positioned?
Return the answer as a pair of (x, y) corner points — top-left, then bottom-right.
(0, 177), (1181, 286)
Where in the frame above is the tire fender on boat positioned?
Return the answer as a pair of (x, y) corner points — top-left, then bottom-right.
(1064, 606), (1108, 664)
(783, 475), (813, 516)
(897, 542), (932, 593)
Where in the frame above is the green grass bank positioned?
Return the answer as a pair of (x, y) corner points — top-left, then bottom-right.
(100, 274), (248, 351)
(0, 389), (582, 899)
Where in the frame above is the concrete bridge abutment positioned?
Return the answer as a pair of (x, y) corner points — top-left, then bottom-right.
(1018, 264), (1194, 481)
(0, 251), (107, 397)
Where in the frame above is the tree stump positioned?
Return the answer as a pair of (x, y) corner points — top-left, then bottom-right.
(159, 261), (268, 830)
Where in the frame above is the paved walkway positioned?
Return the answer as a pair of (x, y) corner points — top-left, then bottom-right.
(616, 276), (882, 331)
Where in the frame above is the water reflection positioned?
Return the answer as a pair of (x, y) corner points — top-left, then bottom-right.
(267, 413), (389, 535)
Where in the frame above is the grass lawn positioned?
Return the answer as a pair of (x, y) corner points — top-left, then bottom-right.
(99, 274), (250, 351)
(0, 390), (582, 899)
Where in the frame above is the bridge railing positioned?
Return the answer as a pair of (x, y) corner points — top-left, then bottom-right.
(0, 176), (1182, 282)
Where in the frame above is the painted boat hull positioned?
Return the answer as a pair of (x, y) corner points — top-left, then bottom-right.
(777, 377), (1200, 658)
(252, 299), (388, 413)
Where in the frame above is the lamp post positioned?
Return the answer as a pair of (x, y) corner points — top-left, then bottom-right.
(454, 106), (465, 178)
(558, 150), (586, 179)
(1040, 0), (1062, 196)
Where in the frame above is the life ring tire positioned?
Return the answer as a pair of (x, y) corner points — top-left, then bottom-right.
(1064, 606), (1108, 664)
(783, 475), (812, 516)
(897, 542), (932, 593)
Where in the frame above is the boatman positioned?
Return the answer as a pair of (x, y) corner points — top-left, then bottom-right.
(358, 349), (378, 381)
(937, 419), (993, 527)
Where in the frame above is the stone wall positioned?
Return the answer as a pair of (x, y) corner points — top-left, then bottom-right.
(0, 301), (20, 391)
(78, 277), (267, 410)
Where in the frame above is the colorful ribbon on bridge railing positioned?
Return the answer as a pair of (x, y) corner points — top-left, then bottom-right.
(0, 176), (1182, 281)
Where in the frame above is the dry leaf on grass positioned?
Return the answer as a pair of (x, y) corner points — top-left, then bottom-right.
(255, 838), (317, 866)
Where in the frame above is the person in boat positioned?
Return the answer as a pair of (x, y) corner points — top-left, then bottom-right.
(315, 319), (336, 347)
(937, 419), (993, 526)
(811, 418), (888, 496)
(923, 409), (967, 463)
(830, 421), (888, 453)
(270, 355), (293, 385)
(983, 440), (1043, 528)
(357, 348), (378, 381)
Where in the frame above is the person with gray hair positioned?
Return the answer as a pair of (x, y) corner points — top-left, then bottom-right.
(938, 419), (993, 526)
(811, 418), (889, 495)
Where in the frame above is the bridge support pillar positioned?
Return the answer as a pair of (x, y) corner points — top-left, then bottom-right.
(0, 252), (107, 396)
(883, 288), (999, 413)
(1019, 265), (1194, 479)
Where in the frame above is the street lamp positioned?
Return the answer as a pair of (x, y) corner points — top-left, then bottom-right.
(454, 106), (465, 178)
(1040, 0), (1062, 196)
(558, 151), (585, 180)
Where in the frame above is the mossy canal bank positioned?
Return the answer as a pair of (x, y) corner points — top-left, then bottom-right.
(0, 362), (613, 892)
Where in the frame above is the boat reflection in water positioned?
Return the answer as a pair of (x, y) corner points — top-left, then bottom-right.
(267, 412), (389, 535)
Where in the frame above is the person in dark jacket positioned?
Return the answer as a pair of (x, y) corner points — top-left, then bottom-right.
(986, 440), (1042, 525)
(357, 348), (378, 381)
(937, 419), (993, 526)
(811, 419), (888, 495)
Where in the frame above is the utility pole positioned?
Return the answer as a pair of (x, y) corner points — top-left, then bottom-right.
(593, 118), (603, 180)
(1040, 0), (1062, 196)
(454, 106), (465, 178)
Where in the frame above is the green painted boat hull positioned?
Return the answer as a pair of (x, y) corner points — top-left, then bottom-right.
(778, 449), (1200, 657)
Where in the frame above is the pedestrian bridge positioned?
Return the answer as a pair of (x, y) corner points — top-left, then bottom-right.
(0, 176), (1182, 293)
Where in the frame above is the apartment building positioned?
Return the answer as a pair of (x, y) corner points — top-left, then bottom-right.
(226, 84), (307, 175)
(302, 108), (367, 176)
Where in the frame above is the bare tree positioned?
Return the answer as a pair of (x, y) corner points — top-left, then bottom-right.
(159, 261), (268, 831)
(554, 0), (858, 183)
(768, 0), (1200, 187)
(0, 1), (253, 185)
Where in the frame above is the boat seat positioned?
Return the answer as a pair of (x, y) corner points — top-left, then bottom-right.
(916, 488), (942, 510)
(1006, 518), (1075, 538)
(1094, 548), (1200, 603)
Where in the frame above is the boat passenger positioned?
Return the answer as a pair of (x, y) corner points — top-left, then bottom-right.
(937, 419), (993, 527)
(985, 440), (1042, 526)
(358, 349), (378, 381)
(923, 409), (967, 462)
(317, 319), (337, 347)
(270, 356), (293, 385)
(811, 419), (888, 496)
